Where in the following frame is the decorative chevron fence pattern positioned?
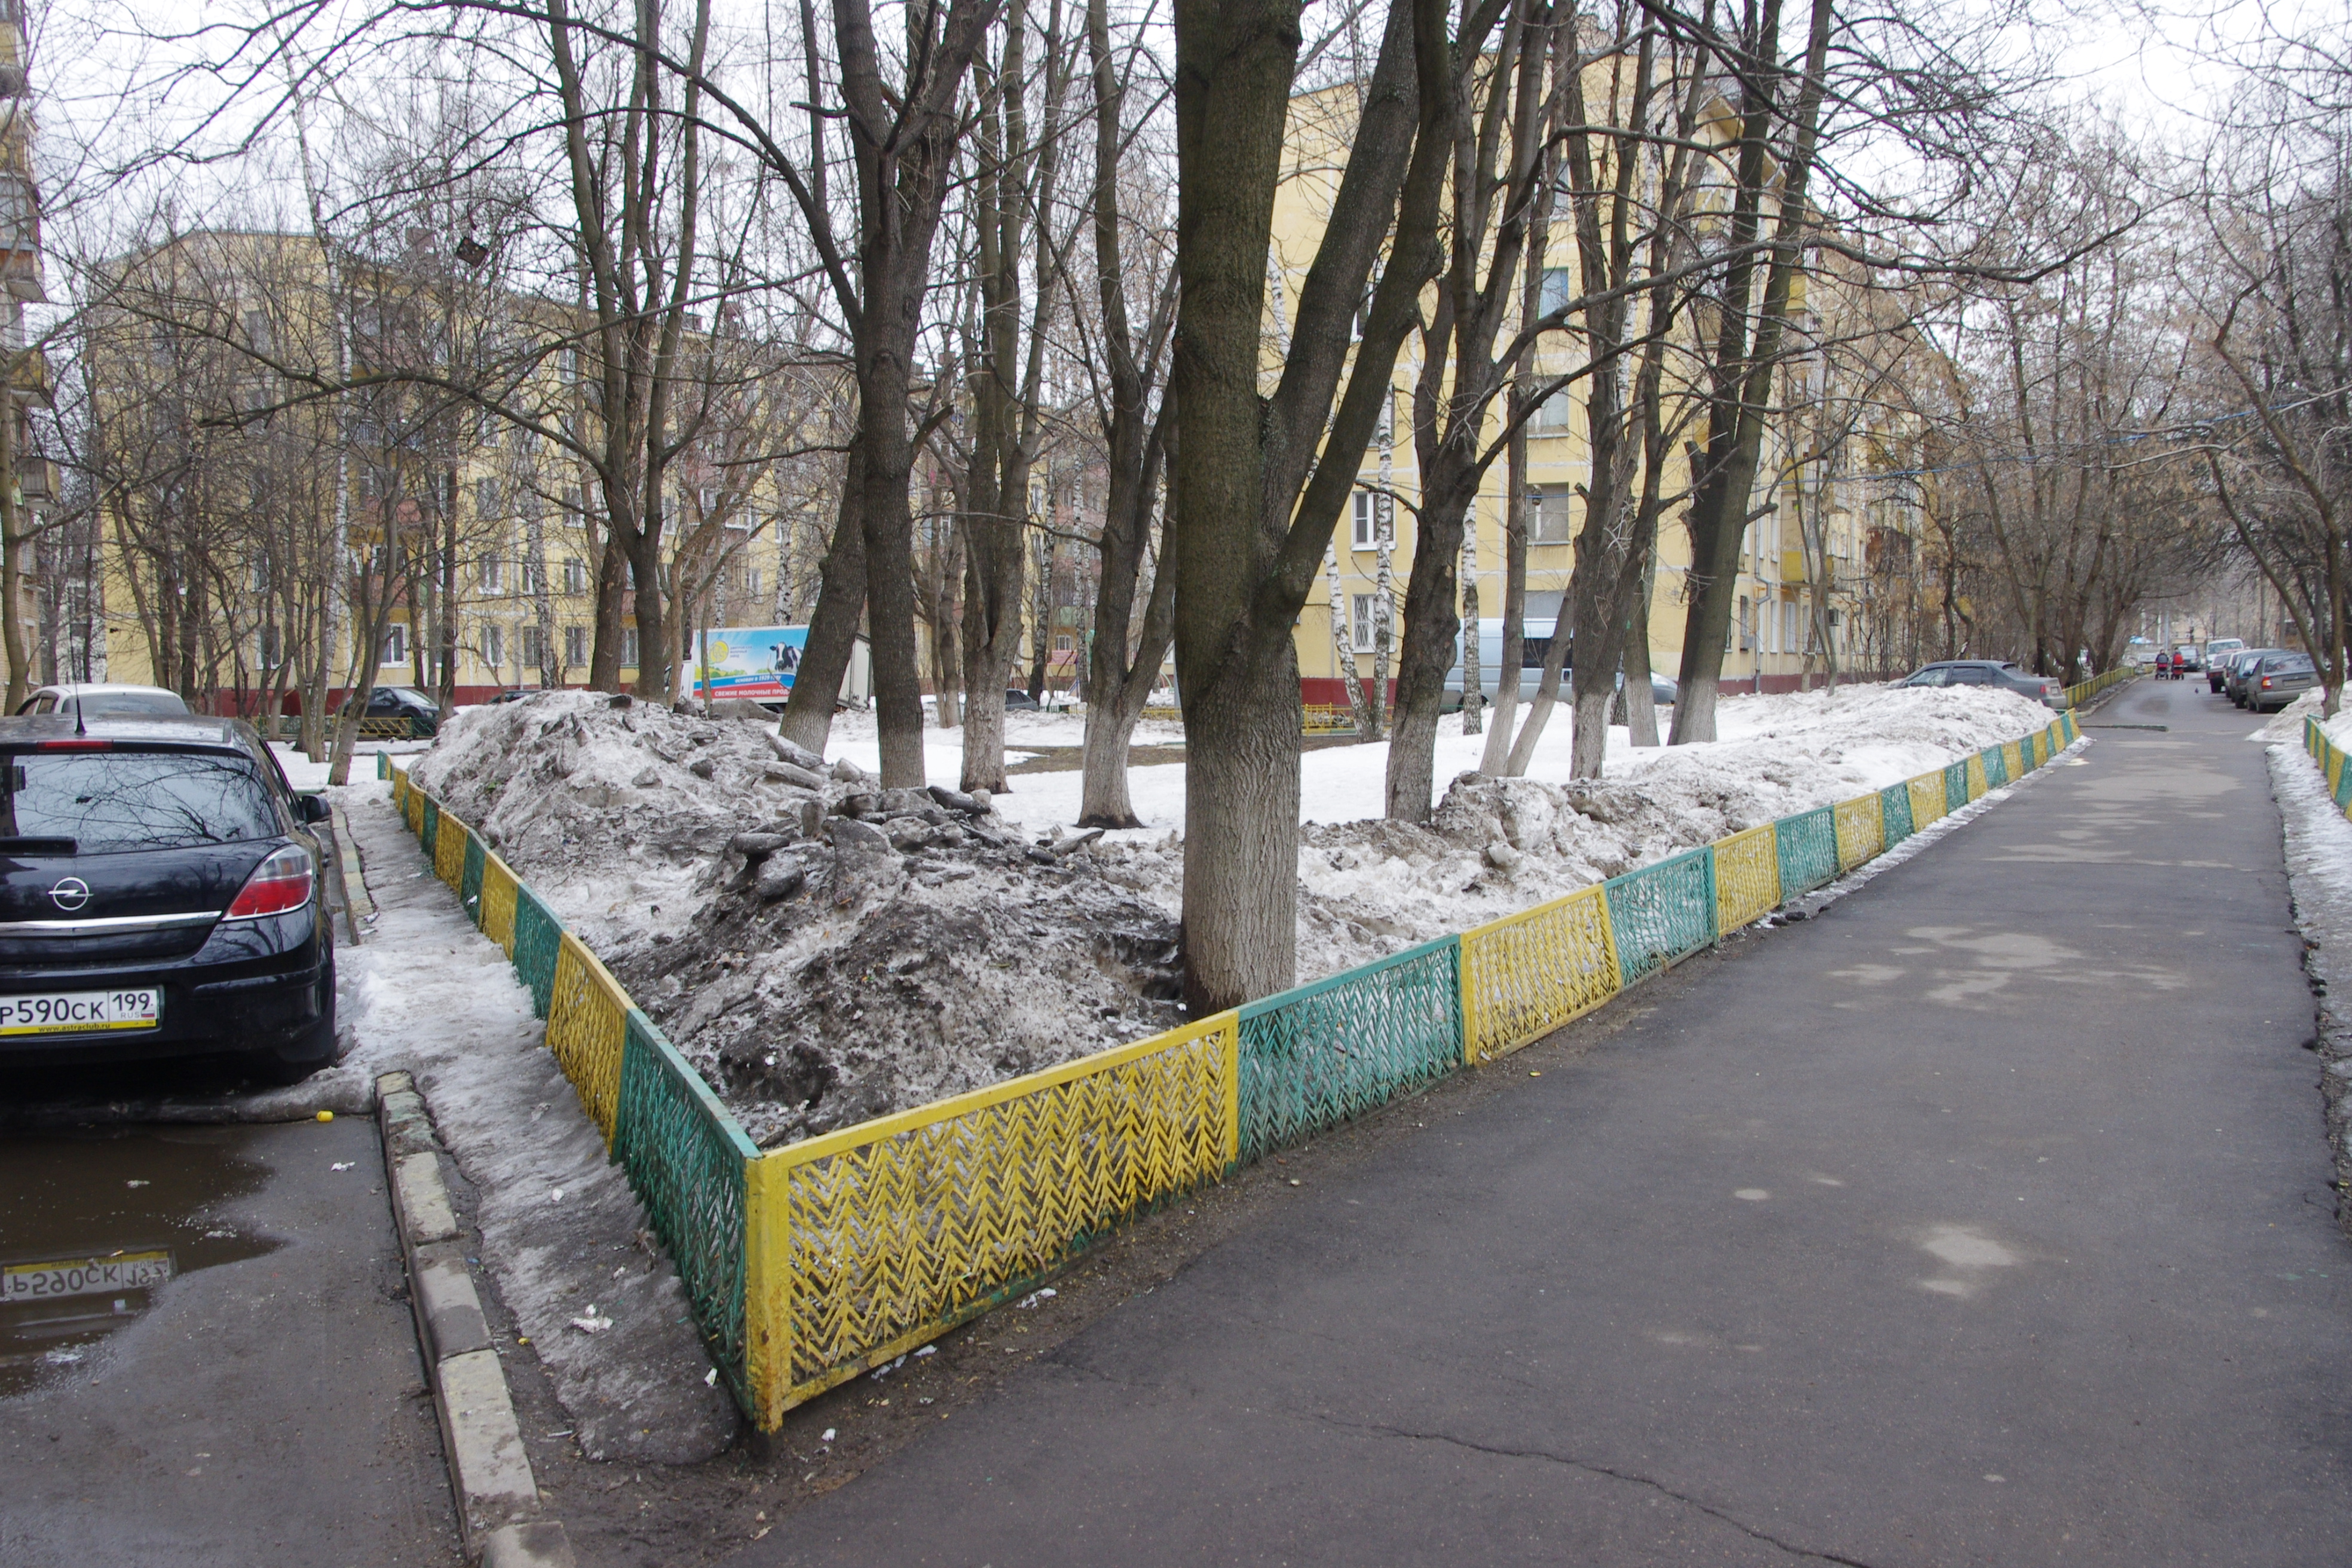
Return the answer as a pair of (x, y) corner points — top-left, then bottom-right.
(383, 710), (2080, 1431)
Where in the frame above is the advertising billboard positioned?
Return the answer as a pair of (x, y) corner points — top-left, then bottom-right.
(688, 626), (808, 703)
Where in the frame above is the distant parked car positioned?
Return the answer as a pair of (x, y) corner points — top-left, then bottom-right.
(2174, 643), (2203, 672)
(1897, 660), (2067, 709)
(2225, 648), (2281, 708)
(2247, 651), (2319, 713)
(340, 685), (440, 737)
(1438, 618), (1674, 712)
(2204, 638), (2246, 692)
(14, 684), (189, 718)
(1004, 688), (1042, 712)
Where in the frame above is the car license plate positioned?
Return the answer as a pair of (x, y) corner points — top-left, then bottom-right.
(1, 1250), (173, 1303)
(0, 988), (161, 1036)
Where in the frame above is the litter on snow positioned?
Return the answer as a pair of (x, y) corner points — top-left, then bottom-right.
(329, 1163), (354, 1172)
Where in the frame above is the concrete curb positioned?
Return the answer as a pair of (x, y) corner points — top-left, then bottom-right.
(378, 1070), (575, 1567)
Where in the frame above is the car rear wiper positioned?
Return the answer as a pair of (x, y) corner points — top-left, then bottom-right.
(0, 836), (75, 855)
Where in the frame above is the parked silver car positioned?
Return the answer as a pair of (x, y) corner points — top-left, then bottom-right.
(2225, 648), (2281, 708)
(2247, 651), (2319, 713)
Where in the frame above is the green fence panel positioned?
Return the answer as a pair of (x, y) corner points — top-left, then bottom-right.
(1604, 849), (1717, 987)
(376, 751), (392, 780)
(1879, 782), (1915, 847)
(512, 887), (564, 1018)
(419, 795), (440, 857)
(615, 1008), (755, 1403)
(460, 834), (487, 920)
(1236, 937), (1462, 1163)
(1944, 761), (1970, 807)
(2336, 756), (2352, 811)
(1982, 746), (2009, 789)
(1775, 806), (1839, 898)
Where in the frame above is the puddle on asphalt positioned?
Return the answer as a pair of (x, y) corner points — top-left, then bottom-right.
(0, 1128), (281, 1396)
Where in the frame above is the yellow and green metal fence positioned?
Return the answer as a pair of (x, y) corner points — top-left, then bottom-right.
(384, 710), (2081, 1431)
(2063, 664), (2136, 709)
(2305, 718), (2352, 822)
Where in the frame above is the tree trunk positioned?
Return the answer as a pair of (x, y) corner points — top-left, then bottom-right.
(778, 480), (865, 754)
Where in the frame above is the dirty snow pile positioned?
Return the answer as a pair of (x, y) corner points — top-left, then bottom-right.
(408, 692), (1184, 1147)
(406, 682), (2054, 1148)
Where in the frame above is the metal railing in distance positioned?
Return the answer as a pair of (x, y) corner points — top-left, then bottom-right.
(1236, 936), (1461, 1162)
(1460, 886), (1621, 1061)
(1604, 849), (1716, 985)
(1712, 823), (1781, 938)
(384, 704), (2074, 1434)
(1776, 806), (1840, 898)
(2063, 666), (2135, 709)
(1879, 782), (1915, 849)
(745, 1009), (1238, 1426)
(1833, 795), (1886, 874)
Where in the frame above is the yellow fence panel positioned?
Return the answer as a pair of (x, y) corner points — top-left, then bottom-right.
(1908, 771), (1947, 830)
(2002, 740), (2025, 780)
(1967, 753), (1989, 801)
(2329, 749), (2345, 795)
(1460, 885), (1622, 1062)
(544, 932), (629, 1144)
(1833, 795), (1885, 873)
(433, 808), (468, 890)
(1713, 823), (1780, 935)
(478, 854), (520, 955)
(744, 1012), (1239, 1426)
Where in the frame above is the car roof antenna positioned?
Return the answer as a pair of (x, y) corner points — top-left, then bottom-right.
(72, 690), (85, 738)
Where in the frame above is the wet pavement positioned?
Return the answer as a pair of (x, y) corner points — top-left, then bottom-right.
(735, 682), (2352, 1567)
(0, 1116), (458, 1565)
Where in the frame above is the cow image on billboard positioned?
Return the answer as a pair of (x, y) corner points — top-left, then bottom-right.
(689, 626), (808, 703)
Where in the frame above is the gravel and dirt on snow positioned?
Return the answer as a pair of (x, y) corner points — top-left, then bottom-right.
(405, 683), (2055, 1149)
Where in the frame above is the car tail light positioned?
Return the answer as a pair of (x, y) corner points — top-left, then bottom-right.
(2262, 676), (2274, 689)
(223, 844), (314, 920)
(35, 739), (111, 752)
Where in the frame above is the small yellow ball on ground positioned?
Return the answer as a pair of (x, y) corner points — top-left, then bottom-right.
(316, 1110), (335, 1123)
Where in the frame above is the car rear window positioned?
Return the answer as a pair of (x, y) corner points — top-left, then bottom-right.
(1, 750), (280, 852)
(2270, 655), (2317, 673)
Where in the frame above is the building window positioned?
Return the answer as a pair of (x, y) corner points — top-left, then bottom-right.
(563, 556), (586, 595)
(1530, 388), (1573, 434)
(1349, 593), (1378, 653)
(1537, 267), (1573, 319)
(382, 623), (408, 666)
(519, 558), (544, 596)
(1352, 491), (1376, 550)
(474, 477), (499, 519)
(620, 627), (641, 669)
(748, 566), (761, 598)
(1054, 633), (1074, 652)
(1737, 595), (1754, 651)
(480, 553), (504, 593)
(258, 624), (280, 664)
(520, 624), (544, 669)
(564, 625), (587, 667)
(1529, 490), (1573, 544)
(482, 623), (504, 670)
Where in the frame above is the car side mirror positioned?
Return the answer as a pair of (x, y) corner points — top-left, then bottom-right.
(297, 793), (333, 825)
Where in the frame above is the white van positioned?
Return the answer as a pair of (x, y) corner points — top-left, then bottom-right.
(1440, 619), (1677, 711)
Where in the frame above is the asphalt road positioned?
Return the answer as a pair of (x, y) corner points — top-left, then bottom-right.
(740, 680), (2352, 1567)
(0, 1115), (458, 1566)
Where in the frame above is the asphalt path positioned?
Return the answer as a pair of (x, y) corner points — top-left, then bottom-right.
(740, 680), (2352, 1567)
(0, 1115), (458, 1566)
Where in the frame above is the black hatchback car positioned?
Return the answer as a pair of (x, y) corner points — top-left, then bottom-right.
(0, 715), (336, 1083)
